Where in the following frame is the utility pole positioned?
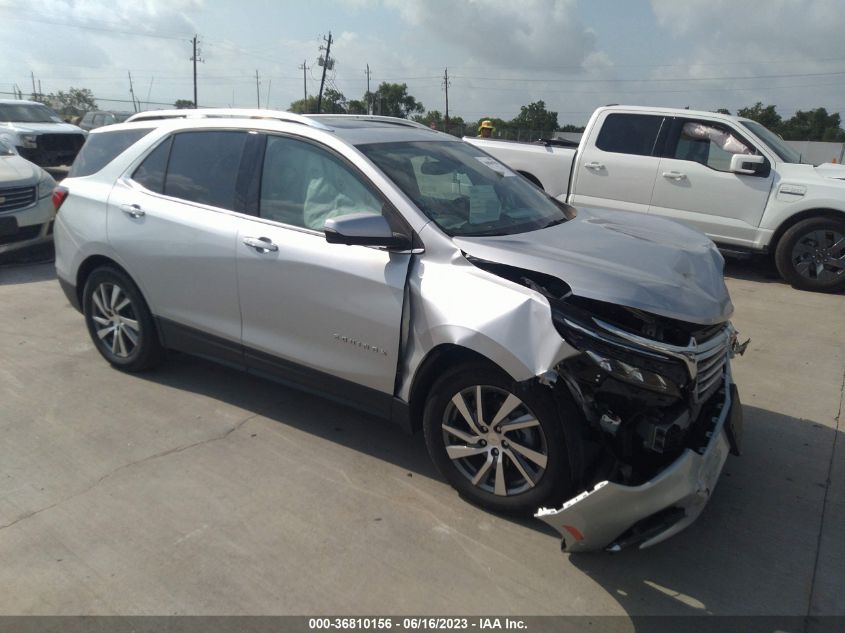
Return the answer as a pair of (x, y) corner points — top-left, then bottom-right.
(266, 79), (272, 109)
(443, 67), (450, 127)
(365, 64), (372, 114)
(255, 69), (260, 108)
(190, 35), (203, 108)
(299, 60), (308, 103)
(316, 31), (333, 114)
(128, 71), (138, 112)
(30, 71), (36, 98)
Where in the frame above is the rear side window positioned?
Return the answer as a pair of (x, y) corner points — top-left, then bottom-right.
(163, 131), (249, 210)
(595, 113), (664, 156)
(69, 128), (153, 177)
(132, 137), (173, 193)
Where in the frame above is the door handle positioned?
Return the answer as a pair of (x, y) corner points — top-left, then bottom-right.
(585, 161), (605, 170)
(120, 203), (145, 218)
(243, 236), (279, 253)
(662, 171), (687, 180)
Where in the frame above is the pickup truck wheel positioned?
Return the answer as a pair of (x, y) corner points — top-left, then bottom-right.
(423, 364), (573, 515)
(83, 267), (164, 372)
(775, 217), (845, 292)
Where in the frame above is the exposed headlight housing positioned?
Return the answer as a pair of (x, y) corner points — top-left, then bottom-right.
(585, 349), (680, 395)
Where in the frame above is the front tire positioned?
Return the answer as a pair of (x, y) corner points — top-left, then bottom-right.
(83, 267), (164, 372)
(423, 363), (575, 515)
(775, 217), (845, 292)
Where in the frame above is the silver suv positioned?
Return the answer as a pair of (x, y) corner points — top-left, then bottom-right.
(54, 110), (746, 552)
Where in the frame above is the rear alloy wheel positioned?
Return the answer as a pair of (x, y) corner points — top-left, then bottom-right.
(423, 364), (572, 515)
(775, 217), (845, 292)
(83, 267), (163, 371)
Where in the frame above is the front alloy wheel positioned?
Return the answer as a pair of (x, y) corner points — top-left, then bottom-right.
(423, 364), (574, 515)
(442, 385), (548, 497)
(776, 217), (845, 292)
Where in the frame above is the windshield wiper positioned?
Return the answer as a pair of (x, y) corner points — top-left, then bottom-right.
(541, 217), (567, 229)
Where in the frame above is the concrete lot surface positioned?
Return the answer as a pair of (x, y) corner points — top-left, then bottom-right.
(0, 253), (842, 622)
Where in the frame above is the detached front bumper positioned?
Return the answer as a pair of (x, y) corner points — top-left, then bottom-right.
(536, 377), (742, 553)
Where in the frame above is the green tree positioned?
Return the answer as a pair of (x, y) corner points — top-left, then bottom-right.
(714, 108), (731, 115)
(288, 96), (318, 114)
(173, 99), (195, 109)
(780, 108), (845, 142)
(320, 88), (348, 114)
(347, 99), (368, 115)
(560, 123), (586, 132)
(511, 100), (558, 135)
(371, 82), (424, 118)
(41, 87), (97, 118)
(737, 102), (782, 131)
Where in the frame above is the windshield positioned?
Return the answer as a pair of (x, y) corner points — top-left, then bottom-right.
(740, 120), (803, 164)
(0, 103), (63, 124)
(358, 140), (569, 236)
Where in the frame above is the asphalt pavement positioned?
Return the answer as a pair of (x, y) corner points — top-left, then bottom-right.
(0, 252), (842, 626)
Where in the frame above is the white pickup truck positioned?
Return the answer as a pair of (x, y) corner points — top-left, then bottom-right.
(466, 105), (845, 292)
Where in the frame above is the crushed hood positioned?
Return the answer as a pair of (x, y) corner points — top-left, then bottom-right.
(454, 208), (733, 325)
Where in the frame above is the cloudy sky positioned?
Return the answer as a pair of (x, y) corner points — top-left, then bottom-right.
(2, 0), (844, 126)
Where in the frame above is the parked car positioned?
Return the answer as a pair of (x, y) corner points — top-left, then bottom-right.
(467, 105), (845, 292)
(54, 110), (747, 552)
(78, 110), (133, 132)
(0, 99), (87, 167)
(0, 138), (57, 255)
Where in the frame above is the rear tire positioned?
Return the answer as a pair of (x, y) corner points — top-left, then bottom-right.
(422, 362), (576, 515)
(775, 216), (845, 292)
(83, 267), (164, 372)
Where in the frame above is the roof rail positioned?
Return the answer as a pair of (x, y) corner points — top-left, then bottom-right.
(124, 108), (332, 130)
(305, 114), (432, 130)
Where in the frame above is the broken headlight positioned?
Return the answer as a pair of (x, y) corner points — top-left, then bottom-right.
(584, 350), (680, 396)
(552, 311), (687, 397)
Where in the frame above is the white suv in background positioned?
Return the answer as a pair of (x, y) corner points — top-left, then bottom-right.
(53, 110), (747, 553)
(0, 99), (87, 167)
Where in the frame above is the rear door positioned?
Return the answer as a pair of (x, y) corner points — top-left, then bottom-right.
(108, 129), (250, 353)
(649, 118), (773, 247)
(235, 133), (410, 415)
(570, 111), (666, 214)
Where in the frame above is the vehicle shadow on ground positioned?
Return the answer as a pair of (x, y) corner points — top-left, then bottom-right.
(135, 351), (560, 537)
(0, 255), (56, 286)
(568, 404), (839, 623)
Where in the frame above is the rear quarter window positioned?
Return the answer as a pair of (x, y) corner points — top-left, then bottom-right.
(69, 128), (153, 177)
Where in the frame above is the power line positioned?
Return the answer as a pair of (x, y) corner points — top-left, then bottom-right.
(451, 69), (845, 84)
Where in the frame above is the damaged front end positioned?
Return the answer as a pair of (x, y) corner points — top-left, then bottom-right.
(541, 296), (747, 552)
(468, 256), (748, 553)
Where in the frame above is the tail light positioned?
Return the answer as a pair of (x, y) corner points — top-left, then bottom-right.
(52, 186), (69, 212)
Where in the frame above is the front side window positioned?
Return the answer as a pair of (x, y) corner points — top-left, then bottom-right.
(260, 135), (384, 231)
(595, 113), (664, 156)
(359, 140), (569, 237)
(673, 121), (754, 171)
(163, 131), (249, 211)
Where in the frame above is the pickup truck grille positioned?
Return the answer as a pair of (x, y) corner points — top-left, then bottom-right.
(0, 186), (36, 213)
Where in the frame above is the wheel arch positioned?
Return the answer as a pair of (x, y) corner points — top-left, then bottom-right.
(769, 208), (845, 254)
(406, 344), (508, 434)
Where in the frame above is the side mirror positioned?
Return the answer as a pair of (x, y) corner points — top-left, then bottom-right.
(730, 154), (766, 175)
(324, 213), (413, 250)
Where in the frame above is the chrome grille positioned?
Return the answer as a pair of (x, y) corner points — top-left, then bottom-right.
(693, 331), (730, 401)
(0, 186), (36, 213)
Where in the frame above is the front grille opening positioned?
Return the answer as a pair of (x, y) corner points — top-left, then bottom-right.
(0, 186), (36, 213)
(0, 224), (40, 245)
